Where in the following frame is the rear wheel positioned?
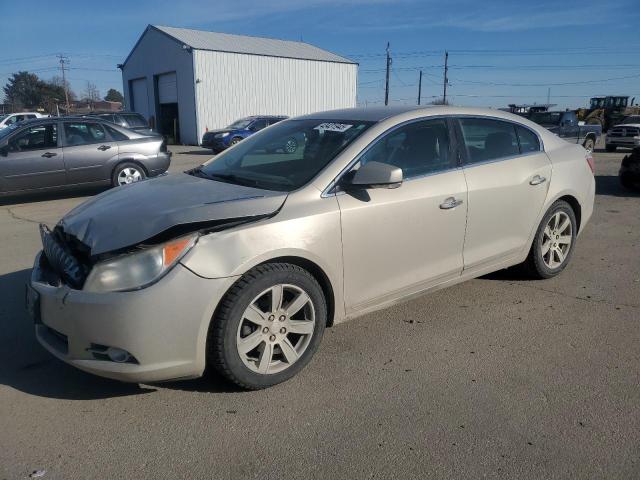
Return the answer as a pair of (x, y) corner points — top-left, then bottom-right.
(522, 200), (577, 279)
(583, 137), (595, 153)
(207, 263), (326, 390)
(229, 137), (242, 147)
(112, 162), (146, 187)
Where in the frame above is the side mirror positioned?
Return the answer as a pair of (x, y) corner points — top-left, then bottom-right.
(341, 161), (403, 190)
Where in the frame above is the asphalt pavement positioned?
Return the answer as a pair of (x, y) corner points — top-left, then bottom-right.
(0, 146), (638, 479)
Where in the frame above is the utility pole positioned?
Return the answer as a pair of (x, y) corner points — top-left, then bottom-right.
(443, 51), (449, 105)
(57, 54), (70, 114)
(417, 70), (423, 105)
(546, 87), (551, 105)
(384, 42), (391, 106)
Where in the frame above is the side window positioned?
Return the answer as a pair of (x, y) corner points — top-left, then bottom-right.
(64, 122), (107, 146)
(359, 119), (452, 179)
(251, 119), (268, 131)
(9, 124), (57, 152)
(5, 116), (18, 126)
(459, 118), (519, 164)
(104, 125), (129, 142)
(515, 126), (540, 153)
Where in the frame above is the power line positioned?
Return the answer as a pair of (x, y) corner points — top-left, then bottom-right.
(451, 72), (640, 87)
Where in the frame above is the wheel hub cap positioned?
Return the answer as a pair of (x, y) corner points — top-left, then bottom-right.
(541, 211), (572, 269)
(236, 284), (315, 375)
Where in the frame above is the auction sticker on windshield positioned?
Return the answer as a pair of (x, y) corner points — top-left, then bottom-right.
(314, 123), (353, 133)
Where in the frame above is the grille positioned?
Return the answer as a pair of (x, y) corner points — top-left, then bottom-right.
(39, 224), (88, 289)
(609, 127), (639, 138)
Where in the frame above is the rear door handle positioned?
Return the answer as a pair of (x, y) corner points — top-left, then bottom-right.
(529, 175), (546, 185)
(97, 145), (111, 151)
(41, 152), (57, 158)
(440, 196), (464, 209)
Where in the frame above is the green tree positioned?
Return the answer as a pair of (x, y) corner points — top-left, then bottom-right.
(104, 88), (124, 103)
(2, 71), (70, 112)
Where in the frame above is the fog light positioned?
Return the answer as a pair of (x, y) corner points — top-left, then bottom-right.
(107, 347), (131, 363)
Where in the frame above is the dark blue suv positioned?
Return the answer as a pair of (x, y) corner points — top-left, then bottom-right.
(201, 115), (288, 152)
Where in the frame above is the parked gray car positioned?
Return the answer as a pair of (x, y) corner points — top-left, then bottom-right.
(0, 117), (170, 196)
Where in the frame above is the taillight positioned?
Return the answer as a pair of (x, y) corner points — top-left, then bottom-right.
(586, 151), (595, 174)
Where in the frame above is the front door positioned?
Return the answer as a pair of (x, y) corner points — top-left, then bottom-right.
(62, 121), (118, 185)
(0, 122), (65, 193)
(337, 118), (468, 312)
(456, 117), (552, 270)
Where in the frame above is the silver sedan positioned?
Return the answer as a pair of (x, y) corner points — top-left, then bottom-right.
(0, 116), (170, 196)
(29, 106), (595, 389)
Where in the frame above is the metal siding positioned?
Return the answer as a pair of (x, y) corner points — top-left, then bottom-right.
(193, 50), (357, 139)
(121, 28), (197, 144)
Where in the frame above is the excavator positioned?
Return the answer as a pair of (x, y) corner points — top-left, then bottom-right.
(576, 96), (640, 132)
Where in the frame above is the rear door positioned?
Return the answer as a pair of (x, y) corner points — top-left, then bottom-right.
(456, 117), (551, 270)
(62, 121), (118, 184)
(0, 122), (66, 192)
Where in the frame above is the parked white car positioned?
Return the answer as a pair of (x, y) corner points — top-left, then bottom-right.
(0, 112), (47, 129)
(29, 106), (595, 390)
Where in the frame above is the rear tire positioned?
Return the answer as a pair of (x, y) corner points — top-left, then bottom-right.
(620, 172), (640, 191)
(229, 137), (242, 147)
(521, 200), (577, 279)
(111, 162), (146, 187)
(207, 263), (326, 390)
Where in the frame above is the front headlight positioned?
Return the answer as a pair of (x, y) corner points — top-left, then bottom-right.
(83, 234), (198, 293)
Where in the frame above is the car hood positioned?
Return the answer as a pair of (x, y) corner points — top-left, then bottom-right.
(58, 173), (287, 256)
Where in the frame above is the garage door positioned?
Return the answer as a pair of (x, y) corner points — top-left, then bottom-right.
(130, 78), (149, 120)
(158, 72), (177, 104)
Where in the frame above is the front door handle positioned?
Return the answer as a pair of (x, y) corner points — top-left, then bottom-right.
(97, 145), (111, 151)
(440, 196), (464, 209)
(529, 175), (547, 186)
(41, 152), (57, 158)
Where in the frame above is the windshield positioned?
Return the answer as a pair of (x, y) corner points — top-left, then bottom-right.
(622, 116), (640, 124)
(227, 118), (253, 129)
(529, 112), (562, 125)
(196, 119), (374, 192)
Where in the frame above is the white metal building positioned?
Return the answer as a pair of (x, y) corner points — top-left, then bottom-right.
(121, 25), (357, 145)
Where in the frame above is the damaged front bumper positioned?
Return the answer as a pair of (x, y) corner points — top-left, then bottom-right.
(29, 251), (238, 383)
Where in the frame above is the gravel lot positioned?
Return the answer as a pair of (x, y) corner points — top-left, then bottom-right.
(1, 146), (638, 479)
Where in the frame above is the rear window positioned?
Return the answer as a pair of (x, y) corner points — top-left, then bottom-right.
(105, 125), (129, 141)
(459, 118), (519, 164)
(121, 114), (147, 128)
(515, 125), (541, 153)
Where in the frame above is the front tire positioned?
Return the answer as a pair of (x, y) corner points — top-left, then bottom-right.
(522, 200), (577, 279)
(207, 263), (326, 390)
(583, 137), (595, 153)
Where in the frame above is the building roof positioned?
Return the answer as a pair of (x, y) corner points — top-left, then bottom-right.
(151, 25), (356, 64)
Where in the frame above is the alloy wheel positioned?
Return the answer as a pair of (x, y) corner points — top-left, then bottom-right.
(541, 211), (572, 269)
(117, 167), (143, 186)
(236, 284), (315, 375)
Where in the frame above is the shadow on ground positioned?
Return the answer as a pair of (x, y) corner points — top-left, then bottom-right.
(595, 175), (640, 197)
(0, 268), (238, 399)
(0, 187), (106, 207)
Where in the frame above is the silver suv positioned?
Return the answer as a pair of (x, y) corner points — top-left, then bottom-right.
(0, 117), (170, 196)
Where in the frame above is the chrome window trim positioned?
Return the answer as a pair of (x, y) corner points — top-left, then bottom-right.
(321, 115), (457, 198)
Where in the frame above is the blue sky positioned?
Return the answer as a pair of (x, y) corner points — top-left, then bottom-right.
(1, 0), (639, 109)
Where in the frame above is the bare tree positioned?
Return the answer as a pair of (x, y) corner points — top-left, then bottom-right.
(83, 81), (100, 110)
